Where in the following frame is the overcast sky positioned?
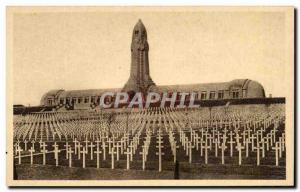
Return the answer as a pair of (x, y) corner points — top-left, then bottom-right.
(11, 7), (290, 106)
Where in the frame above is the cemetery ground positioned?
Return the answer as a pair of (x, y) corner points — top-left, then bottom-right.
(13, 105), (286, 180)
(15, 161), (286, 180)
(14, 132), (286, 180)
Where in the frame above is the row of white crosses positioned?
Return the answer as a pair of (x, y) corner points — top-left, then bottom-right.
(13, 106), (285, 170)
(15, 140), (63, 166)
(164, 109), (286, 166)
(156, 129), (165, 172)
(139, 129), (152, 170)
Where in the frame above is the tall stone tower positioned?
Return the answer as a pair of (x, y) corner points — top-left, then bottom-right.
(123, 19), (156, 93)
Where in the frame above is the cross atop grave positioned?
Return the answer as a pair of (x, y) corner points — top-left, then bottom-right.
(16, 146), (23, 165)
(94, 143), (102, 169)
(272, 142), (281, 166)
(228, 133), (236, 157)
(253, 142), (262, 166)
(14, 142), (19, 156)
(214, 138), (220, 157)
(74, 138), (78, 155)
(24, 140), (28, 151)
(107, 138), (113, 154)
(235, 133), (242, 144)
(128, 142), (134, 161)
(64, 142), (69, 159)
(115, 142), (121, 161)
(81, 147), (88, 168)
(236, 142), (245, 165)
(52, 143), (61, 166)
(84, 138), (89, 152)
(219, 142), (227, 164)
(88, 142), (95, 160)
(156, 135), (165, 172)
(102, 141), (107, 160)
(31, 140), (36, 150)
(203, 139), (211, 164)
(40, 142), (48, 165)
(110, 147), (117, 169)
(67, 146), (74, 168)
(124, 147), (132, 170)
(259, 139), (266, 158)
(28, 146), (35, 165)
(77, 143), (82, 160)
(187, 141), (195, 163)
(139, 145), (147, 170)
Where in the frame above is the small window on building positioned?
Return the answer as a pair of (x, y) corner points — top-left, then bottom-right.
(47, 99), (53, 106)
(78, 97), (83, 104)
(218, 90), (224, 99)
(59, 98), (64, 104)
(84, 96), (89, 103)
(91, 96), (95, 103)
(72, 98), (76, 105)
(209, 91), (216, 100)
(66, 97), (70, 104)
(232, 89), (239, 99)
(201, 92), (207, 100)
(193, 93), (198, 100)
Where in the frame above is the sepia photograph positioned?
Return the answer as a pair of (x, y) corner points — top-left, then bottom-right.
(6, 6), (294, 186)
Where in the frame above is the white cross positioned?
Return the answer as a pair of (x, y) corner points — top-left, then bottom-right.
(84, 139), (89, 152)
(139, 146), (147, 170)
(128, 142), (134, 161)
(124, 147), (132, 170)
(249, 134), (256, 151)
(88, 142), (95, 160)
(156, 139), (165, 172)
(74, 138), (78, 155)
(203, 140), (211, 164)
(214, 139), (220, 157)
(16, 146), (23, 165)
(234, 132), (241, 143)
(67, 147), (74, 168)
(31, 140), (36, 151)
(107, 138), (113, 154)
(172, 143), (179, 163)
(254, 143), (261, 166)
(110, 147), (117, 169)
(28, 146), (35, 165)
(24, 140), (28, 151)
(281, 133), (285, 151)
(228, 136), (236, 157)
(219, 142), (227, 164)
(40, 142), (48, 165)
(259, 139), (265, 158)
(245, 138), (250, 157)
(81, 147), (88, 168)
(94, 142), (102, 169)
(236, 142), (245, 165)
(272, 142), (281, 166)
(64, 142), (69, 159)
(14, 142), (19, 156)
(102, 141), (107, 160)
(241, 131), (247, 145)
(187, 141), (195, 163)
(77, 143), (82, 160)
(115, 142), (122, 161)
(52, 143), (61, 166)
